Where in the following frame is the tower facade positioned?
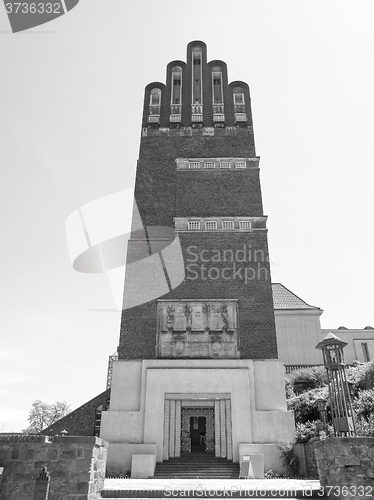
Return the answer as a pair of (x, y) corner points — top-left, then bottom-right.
(101, 41), (294, 477)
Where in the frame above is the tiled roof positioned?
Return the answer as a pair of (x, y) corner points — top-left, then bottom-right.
(272, 283), (320, 310)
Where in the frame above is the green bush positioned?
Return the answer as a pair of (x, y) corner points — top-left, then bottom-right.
(286, 367), (328, 395)
(355, 414), (374, 437)
(287, 387), (329, 423)
(352, 389), (374, 420)
(294, 420), (333, 443)
(348, 361), (374, 395)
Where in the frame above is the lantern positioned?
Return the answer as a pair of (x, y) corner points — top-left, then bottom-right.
(315, 333), (356, 437)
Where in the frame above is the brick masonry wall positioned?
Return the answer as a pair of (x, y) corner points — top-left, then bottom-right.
(176, 169), (263, 218)
(0, 435), (107, 500)
(40, 390), (110, 437)
(120, 44), (277, 361)
(134, 129), (257, 228)
(119, 230), (277, 360)
(314, 437), (374, 499)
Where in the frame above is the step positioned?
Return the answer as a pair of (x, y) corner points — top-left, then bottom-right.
(154, 454), (239, 480)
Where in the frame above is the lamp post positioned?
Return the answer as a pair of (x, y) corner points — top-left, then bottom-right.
(315, 333), (356, 437)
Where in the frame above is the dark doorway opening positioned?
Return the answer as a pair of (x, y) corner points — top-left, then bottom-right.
(190, 416), (206, 452)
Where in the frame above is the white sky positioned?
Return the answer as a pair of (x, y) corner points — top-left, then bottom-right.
(1, 0), (374, 432)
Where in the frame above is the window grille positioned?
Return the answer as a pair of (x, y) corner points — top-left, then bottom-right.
(33, 467), (50, 500)
(222, 221), (234, 230)
(192, 113), (203, 122)
(192, 104), (203, 114)
(220, 161), (231, 169)
(205, 221), (217, 230)
(213, 104), (224, 113)
(189, 161), (200, 169)
(170, 114), (181, 122)
(239, 221), (252, 230)
(213, 113), (225, 122)
(171, 104), (182, 114)
(235, 161), (246, 169)
(204, 162), (215, 169)
(188, 221), (201, 230)
(94, 403), (103, 437)
(148, 115), (160, 123)
(235, 113), (247, 122)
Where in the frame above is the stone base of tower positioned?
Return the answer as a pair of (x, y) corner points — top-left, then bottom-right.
(100, 359), (295, 477)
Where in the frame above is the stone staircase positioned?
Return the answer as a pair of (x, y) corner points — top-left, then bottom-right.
(153, 451), (239, 479)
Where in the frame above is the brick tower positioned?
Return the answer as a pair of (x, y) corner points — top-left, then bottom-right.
(101, 41), (294, 477)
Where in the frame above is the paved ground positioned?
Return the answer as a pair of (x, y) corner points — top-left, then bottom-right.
(103, 477), (322, 498)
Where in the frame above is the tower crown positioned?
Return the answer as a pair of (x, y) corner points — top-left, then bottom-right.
(142, 41), (253, 129)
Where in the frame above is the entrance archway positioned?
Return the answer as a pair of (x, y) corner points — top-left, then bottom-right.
(163, 393), (232, 460)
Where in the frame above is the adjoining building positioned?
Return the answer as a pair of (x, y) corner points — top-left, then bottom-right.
(272, 283), (374, 370)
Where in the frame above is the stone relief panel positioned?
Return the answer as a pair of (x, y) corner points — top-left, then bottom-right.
(157, 300), (239, 359)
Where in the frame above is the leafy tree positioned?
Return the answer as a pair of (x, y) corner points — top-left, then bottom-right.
(22, 400), (71, 434)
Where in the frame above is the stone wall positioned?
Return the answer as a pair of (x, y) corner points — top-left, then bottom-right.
(314, 437), (374, 499)
(293, 442), (318, 478)
(304, 441), (318, 478)
(0, 435), (107, 500)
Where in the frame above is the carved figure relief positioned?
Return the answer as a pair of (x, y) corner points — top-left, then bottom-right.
(157, 301), (238, 359)
(184, 304), (193, 332)
(166, 305), (175, 333)
(173, 341), (185, 357)
(202, 303), (212, 333)
(211, 340), (223, 357)
(221, 305), (229, 333)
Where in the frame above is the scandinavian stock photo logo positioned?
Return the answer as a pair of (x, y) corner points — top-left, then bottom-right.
(3, 0), (80, 32)
(65, 191), (272, 312)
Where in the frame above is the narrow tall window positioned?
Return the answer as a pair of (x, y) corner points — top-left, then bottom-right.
(149, 88), (161, 123)
(233, 87), (247, 122)
(192, 47), (203, 113)
(94, 403), (103, 436)
(150, 88), (161, 106)
(212, 69), (223, 104)
(171, 67), (182, 105)
(362, 343), (370, 362)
